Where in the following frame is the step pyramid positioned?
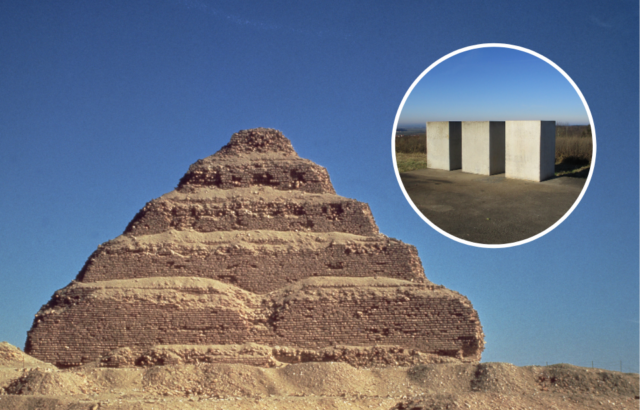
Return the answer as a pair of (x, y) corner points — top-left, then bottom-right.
(25, 128), (484, 368)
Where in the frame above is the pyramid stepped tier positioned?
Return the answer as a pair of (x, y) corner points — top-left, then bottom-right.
(178, 156), (335, 193)
(98, 343), (465, 368)
(77, 231), (428, 293)
(177, 128), (335, 193)
(26, 128), (484, 367)
(26, 277), (484, 367)
(124, 188), (378, 236)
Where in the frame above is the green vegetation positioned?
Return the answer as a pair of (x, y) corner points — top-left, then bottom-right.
(395, 134), (427, 173)
(395, 134), (426, 153)
(396, 152), (427, 173)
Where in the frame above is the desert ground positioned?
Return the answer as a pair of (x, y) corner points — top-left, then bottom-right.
(1, 342), (638, 410)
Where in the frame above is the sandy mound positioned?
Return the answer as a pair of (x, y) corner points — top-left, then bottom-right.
(3, 369), (88, 396)
(0, 342), (51, 368)
(1, 344), (637, 409)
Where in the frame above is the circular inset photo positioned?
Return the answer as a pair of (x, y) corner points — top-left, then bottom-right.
(392, 44), (595, 248)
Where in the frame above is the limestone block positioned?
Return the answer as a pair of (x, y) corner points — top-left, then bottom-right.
(505, 121), (556, 182)
(461, 121), (505, 175)
(427, 122), (462, 171)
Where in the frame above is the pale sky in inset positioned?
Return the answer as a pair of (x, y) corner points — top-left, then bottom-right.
(399, 47), (589, 126)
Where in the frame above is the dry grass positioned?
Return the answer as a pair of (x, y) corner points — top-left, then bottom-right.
(555, 135), (592, 164)
(395, 134), (427, 173)
(395, 152), (427, 173)
(554, 126), (592, 178)
(556, 125), (592, 139)
(395, 134), (425, 154)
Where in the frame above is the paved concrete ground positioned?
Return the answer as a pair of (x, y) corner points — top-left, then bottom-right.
(399, 168), (587, 245)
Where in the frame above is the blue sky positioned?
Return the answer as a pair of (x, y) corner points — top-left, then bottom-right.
(399, 47), (590, 126)
(0, 0), (637, 373)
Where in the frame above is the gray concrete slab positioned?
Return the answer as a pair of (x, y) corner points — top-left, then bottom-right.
(427, 121), (461, 170)
(461, 121), (505, 175)
(505, 120), (556, 181)
(399, 168), (586, 244)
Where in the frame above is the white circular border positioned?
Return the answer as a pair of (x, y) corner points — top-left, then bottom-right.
(392, 43), (597, 249)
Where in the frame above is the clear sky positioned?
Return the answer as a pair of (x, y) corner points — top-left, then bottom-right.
(399, 47), (590, 126)
(0, 0), (637, 373)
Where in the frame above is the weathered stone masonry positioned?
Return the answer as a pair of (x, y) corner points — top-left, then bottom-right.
(26, 128), (484, 367)
(77, 232), (426, 293)
(123, 193), (379, 236)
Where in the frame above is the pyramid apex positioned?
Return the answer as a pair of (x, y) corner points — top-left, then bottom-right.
(217, 128), (296, 156)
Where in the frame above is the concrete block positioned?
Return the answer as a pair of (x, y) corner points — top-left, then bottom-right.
(505, 121), (556, 182)
(426, 121), (462, 170)
(461, 121), (505, 175)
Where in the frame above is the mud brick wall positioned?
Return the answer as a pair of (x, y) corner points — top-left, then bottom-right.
(178, 160), (336, 194)
(124, 198), (378, 236)
(26, 288), (265, 367)
(78, 241), (427, 293)
(26, 302), (256, 367)
(267, 289), (483, 361)
(26, 282), (483, 367)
